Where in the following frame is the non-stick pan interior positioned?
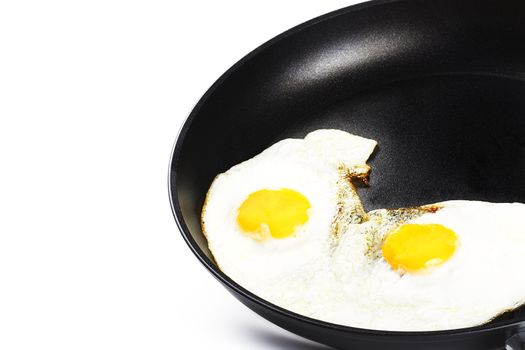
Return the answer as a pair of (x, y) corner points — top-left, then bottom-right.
(171, 0), (525, 330)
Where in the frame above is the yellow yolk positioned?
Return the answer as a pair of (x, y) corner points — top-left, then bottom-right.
(382, 224), (458, 273)
(237, 188), (311, 240)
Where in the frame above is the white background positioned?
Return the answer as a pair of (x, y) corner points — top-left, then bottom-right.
(0, 1), (361, 349)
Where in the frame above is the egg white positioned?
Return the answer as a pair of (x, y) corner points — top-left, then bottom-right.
(201, 130), (377, 308)
(327, 200), (525, 331)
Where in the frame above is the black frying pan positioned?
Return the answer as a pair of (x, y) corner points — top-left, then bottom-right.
(169, 0), (525, 348)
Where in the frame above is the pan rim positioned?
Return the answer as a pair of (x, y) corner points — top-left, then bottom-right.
(168, 0), (525, 339)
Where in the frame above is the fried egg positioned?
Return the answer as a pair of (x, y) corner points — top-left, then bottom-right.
(201, 130), (377, 307)
(328, 200), (525, 331)
(201, 129), (525, 332)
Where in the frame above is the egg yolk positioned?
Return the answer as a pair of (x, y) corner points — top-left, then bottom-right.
(237, 188), (311, 240)
(382, 224), (458, 273)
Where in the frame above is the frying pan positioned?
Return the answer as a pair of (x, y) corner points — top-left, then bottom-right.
(169, 0), (525, 348)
